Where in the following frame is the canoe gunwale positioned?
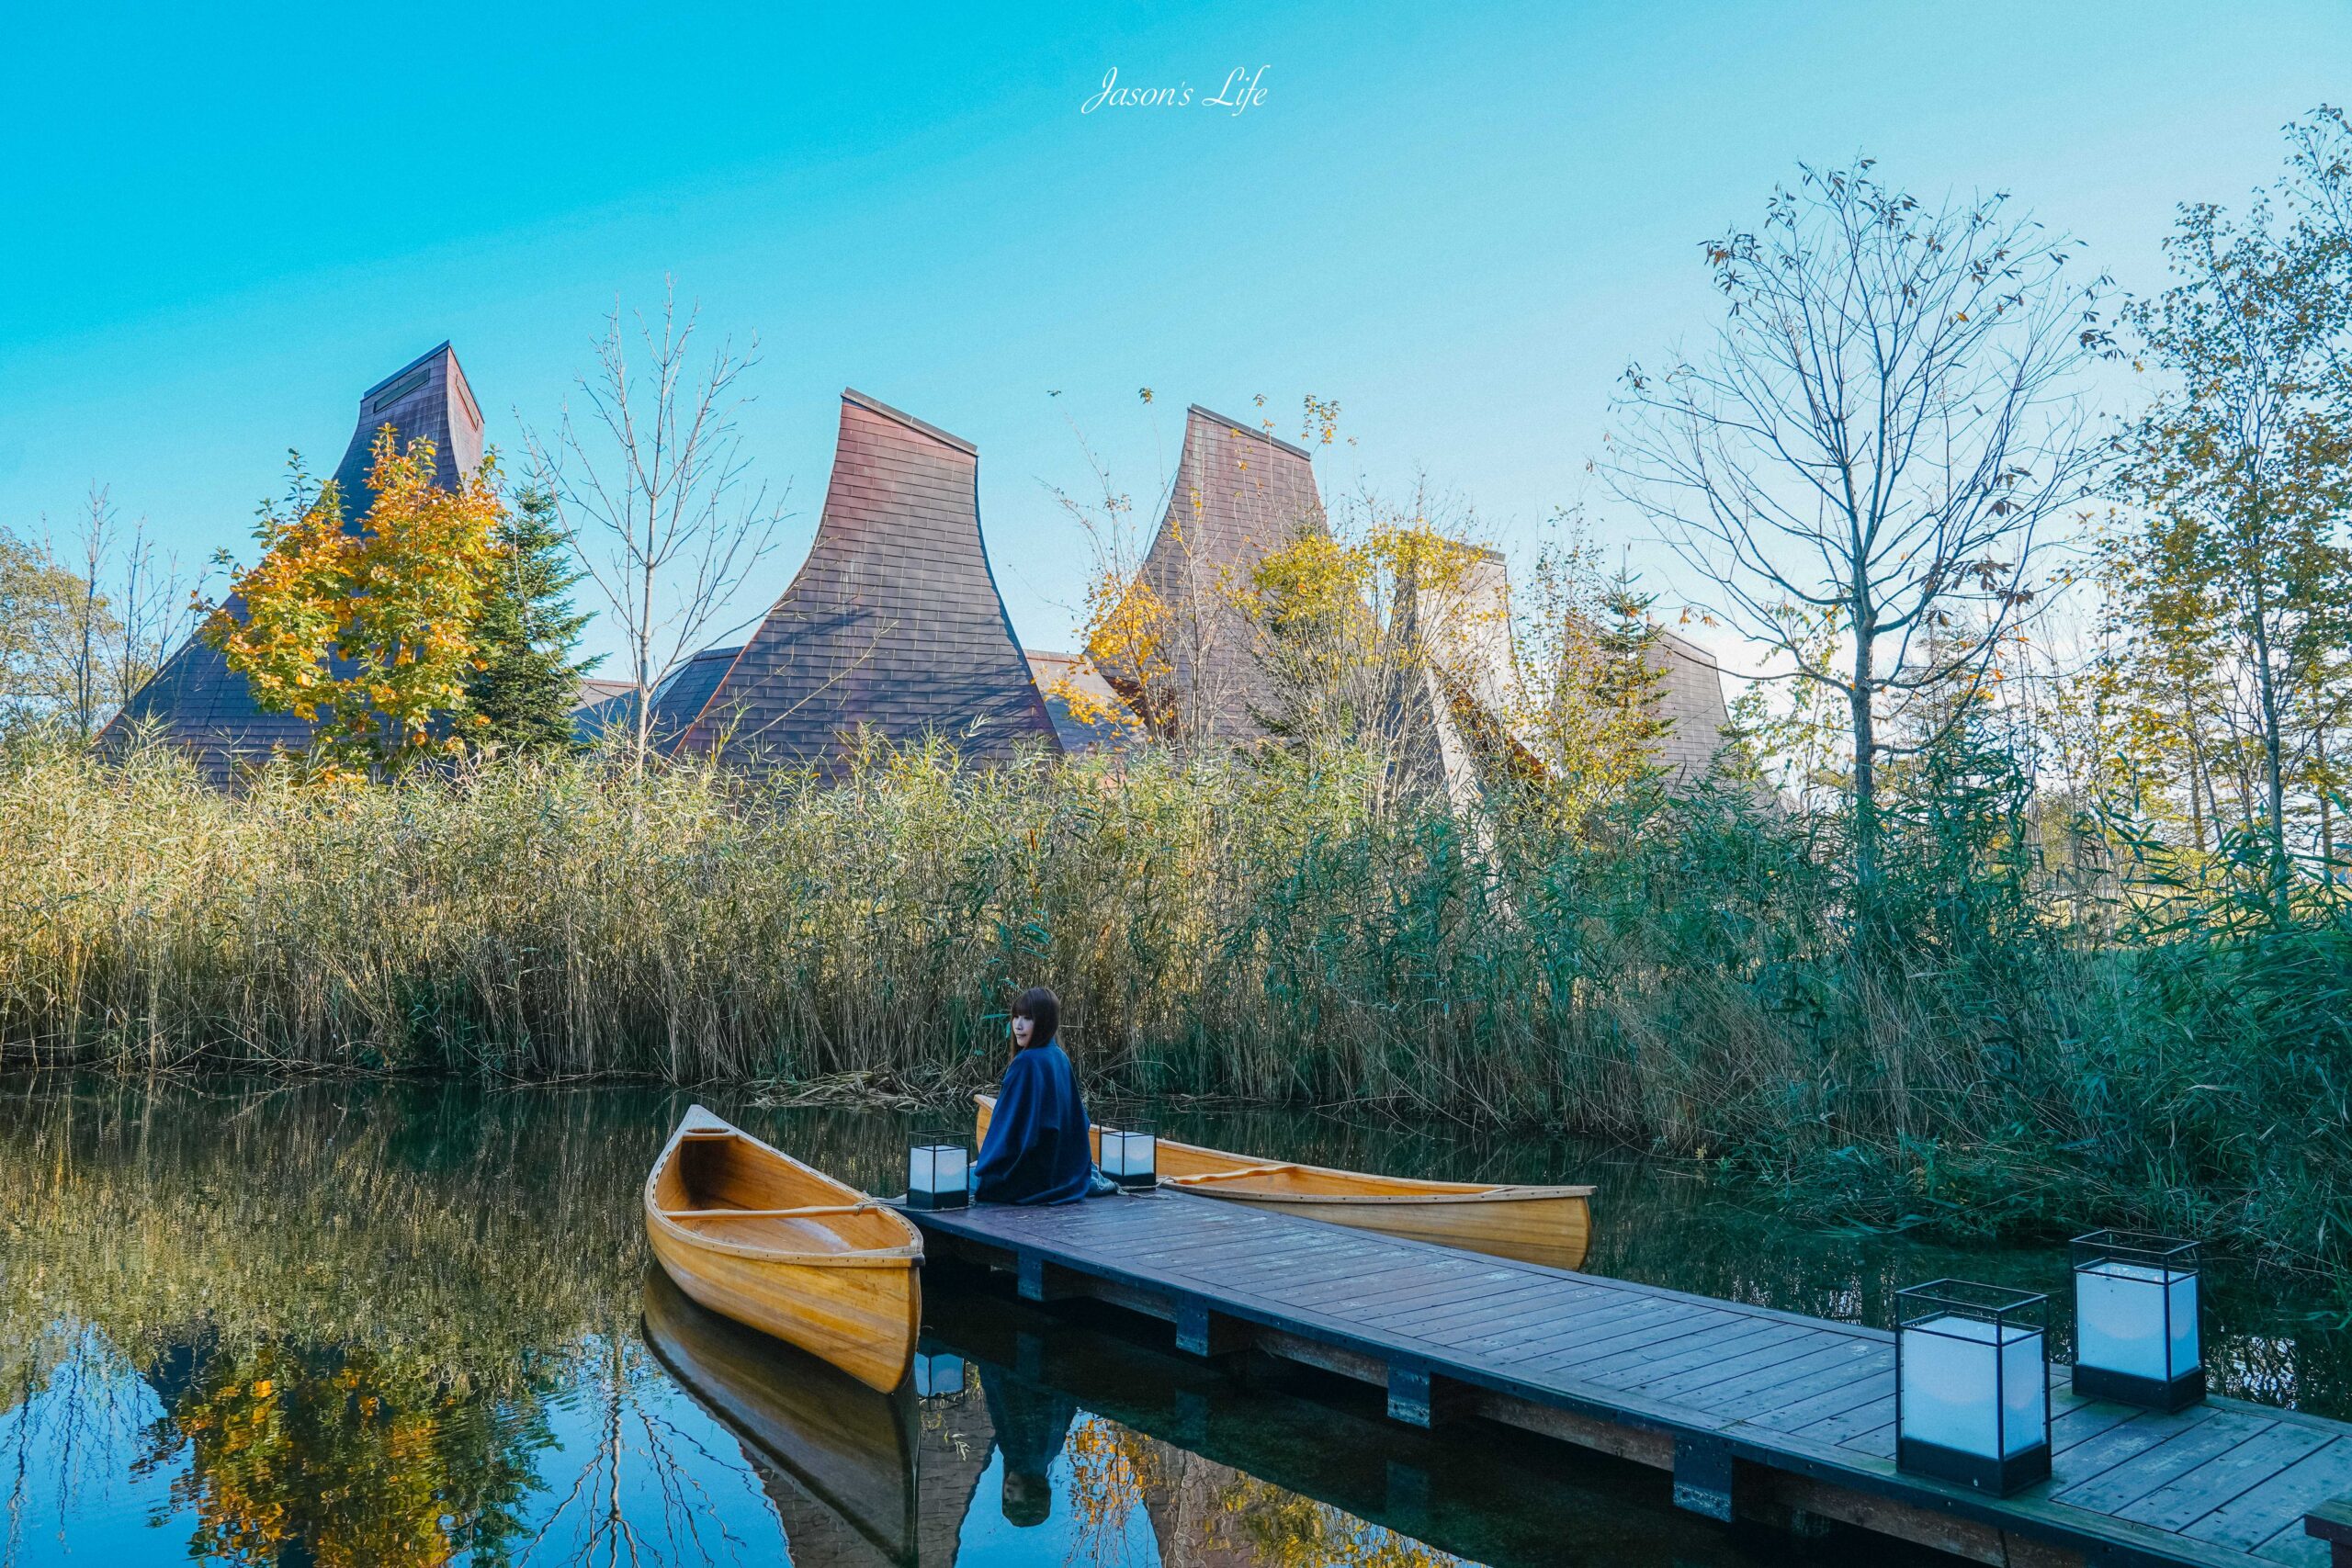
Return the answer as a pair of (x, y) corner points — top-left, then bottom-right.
(972, 1093), (1591, 1203)
(1164, 1179), (1597, 1206)
(644, 1108), (922, 1268)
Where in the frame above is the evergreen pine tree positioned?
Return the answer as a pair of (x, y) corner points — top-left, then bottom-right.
(466, 486), (597, 753)
(1592, 568), (1671, 783)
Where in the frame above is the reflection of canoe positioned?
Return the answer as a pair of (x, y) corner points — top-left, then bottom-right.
(642, 1269), (922, 1567)
(975, 1095), (1594, 1270)
(645, 1104), (922, 1392)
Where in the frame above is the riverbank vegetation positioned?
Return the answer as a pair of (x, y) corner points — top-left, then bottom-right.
(1, 728), (2346, 1280)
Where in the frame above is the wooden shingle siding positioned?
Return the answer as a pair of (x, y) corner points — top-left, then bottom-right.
(671, 390), (1060, 773)
(1113, 405), (1326, 741)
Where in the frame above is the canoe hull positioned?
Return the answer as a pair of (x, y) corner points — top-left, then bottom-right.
(645, 1105), (922, 1394)
(1179, 1188), (1591, 1270)
(648, 1225), (920, 1395)
(973, 1095), (1594, 1270)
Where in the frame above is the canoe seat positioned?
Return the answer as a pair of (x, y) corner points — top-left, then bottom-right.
(667, 1206), (874, 1254)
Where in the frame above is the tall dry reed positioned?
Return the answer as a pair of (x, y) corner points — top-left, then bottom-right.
(0, 733), (2344, 1276)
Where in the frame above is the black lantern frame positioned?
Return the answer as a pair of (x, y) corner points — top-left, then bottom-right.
(1894, 1279), (2052, 1496)
(908, 1129), (970, 1210)
(2070, 1230), (2203, 1412)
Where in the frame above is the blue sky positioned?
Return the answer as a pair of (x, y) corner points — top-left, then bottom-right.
(5, 1), (2347, 669)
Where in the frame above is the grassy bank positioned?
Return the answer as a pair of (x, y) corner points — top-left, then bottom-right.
(0, 736), (2346, 1279)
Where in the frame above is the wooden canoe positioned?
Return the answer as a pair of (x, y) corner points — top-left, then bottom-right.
(645, 1104), (922, 1393)
(974, 1094), (1595, 1270)
(641, 1268), (922, 1568)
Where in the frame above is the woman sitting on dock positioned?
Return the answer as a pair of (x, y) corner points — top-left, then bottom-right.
(971, 987), (1096, 1205)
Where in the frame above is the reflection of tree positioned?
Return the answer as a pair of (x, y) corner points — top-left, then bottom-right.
(526, 1334), (757, 1568)
(138, 1339), (547, 1568)
(0, 1326), (153, 1567)
(1064, 1419), (1465, 1568)
(0, 1077), (925, 1568)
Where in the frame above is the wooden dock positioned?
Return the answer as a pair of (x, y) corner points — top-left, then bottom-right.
(905, 1190), (2352, 1568)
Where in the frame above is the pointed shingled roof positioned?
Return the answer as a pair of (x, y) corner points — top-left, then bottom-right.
(1649, 628), (1732, 781)
(1391, 543), (1519, 812)
(671, 390), (1058, 772)
(570, 647), (744, 750)
(101, 344), (485, 782)
(1103, 404), (1325, 742)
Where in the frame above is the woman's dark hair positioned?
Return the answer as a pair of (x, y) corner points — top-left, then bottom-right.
(1011, 987), (1059, 1050)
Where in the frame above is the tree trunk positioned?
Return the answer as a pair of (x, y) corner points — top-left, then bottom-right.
(1850, 625), (1879, 925)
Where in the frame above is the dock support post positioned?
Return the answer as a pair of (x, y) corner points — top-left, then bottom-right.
(1016, 1253), (1075, 1303)
(1175, 1297), (1249, 1357)
(1386, 1364), (1463, 1428)
(1673, 1437), (1736, 1523)
(2309, 1496), (2352, 1567)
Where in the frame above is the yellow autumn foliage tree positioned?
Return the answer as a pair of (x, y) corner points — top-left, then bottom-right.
(1239, 521), (1498, 749)
(206, 432), (507, 776)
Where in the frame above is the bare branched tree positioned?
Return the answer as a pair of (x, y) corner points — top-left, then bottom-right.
(1605, 160), (2111, 904)
(526, 281), (787, 772)
(28, 486), (192, 739)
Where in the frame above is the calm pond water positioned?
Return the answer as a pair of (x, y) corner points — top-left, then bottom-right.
(0, 1075), (2345, 1567)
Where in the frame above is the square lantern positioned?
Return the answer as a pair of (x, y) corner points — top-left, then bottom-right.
(2071, 1231), (2202, 1411)
(1895, 1280), (2051, 1496)
(1099, 1121), (1159, 1190)
(913, 1349), (967, 1398)
(908, 1133), (970, 1210)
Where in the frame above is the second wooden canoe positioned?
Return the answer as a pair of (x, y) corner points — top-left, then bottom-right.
(973, 1095), (1595, 1271)
(645, 1104), (922, 1393)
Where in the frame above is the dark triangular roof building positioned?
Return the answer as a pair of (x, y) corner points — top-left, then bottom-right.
(670, 390), (1058, 772)
(100, 343), (485, 782)
(570, 646), (742, 750)
(1101, 405), (1325, 742)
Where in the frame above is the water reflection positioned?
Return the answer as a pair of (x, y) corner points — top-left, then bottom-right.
(0, 1075), (2344, 1567)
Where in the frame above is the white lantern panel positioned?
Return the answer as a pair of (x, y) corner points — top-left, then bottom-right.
(2167, 1273), (2199, 1379)
(1902, 1314), (2044, 1458)
(1102, 1131), (1155, 1179)
(911, 1144), (968, 1197)
(2077, 1262), (2198, 1382)
(1999, 1326), (2044, 1454)
(1102, 1129), (1155, 1179)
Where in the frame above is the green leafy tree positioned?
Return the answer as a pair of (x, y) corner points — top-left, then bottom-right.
(466, 486), (598, 754)
(0, 527), (85, 731)
(2109, 170), (2352, 897)
(1506, 534), (1689, 827)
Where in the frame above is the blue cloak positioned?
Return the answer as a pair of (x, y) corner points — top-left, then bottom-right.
(971, 1043), (1093, 1205)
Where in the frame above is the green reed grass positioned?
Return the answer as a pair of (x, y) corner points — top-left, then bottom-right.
(0, 733), (2345, 1278)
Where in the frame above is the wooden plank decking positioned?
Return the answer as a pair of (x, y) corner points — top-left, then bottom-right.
(906, 1190), (2352, 1568)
